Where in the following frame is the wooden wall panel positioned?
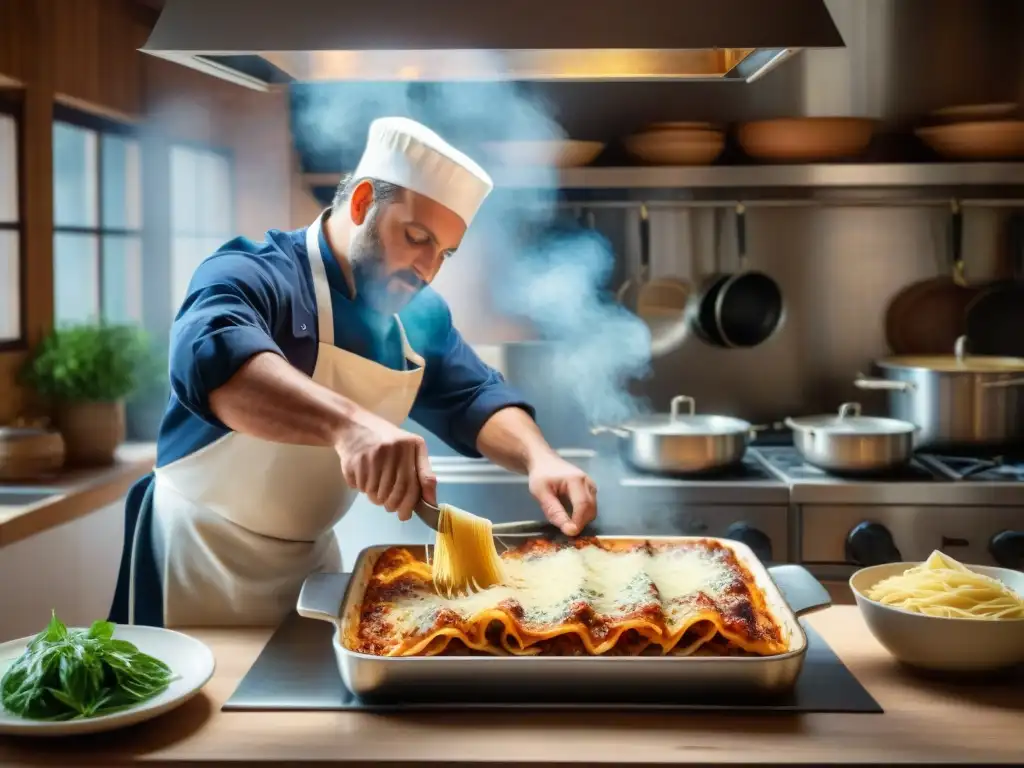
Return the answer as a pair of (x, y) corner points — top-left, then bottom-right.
(0, 0), (150, 118)
(52, 0), (101, 103)
(0, 0), (33, 85)
(51, 0), (150, 119)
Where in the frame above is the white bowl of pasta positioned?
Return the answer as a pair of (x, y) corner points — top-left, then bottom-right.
(850, 551), (1024, 673)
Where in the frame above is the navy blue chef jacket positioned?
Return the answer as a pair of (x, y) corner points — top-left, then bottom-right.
(109, 217), (534, 626)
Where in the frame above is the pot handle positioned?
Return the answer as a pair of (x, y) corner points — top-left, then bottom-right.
(590, 425), (631, 438)
(854, 374), (916, 392)
(748, 421), (787, 440)
(782, 416), (813, 437)
(297, 571), (352, 625)
(982, 377), (1024, 389)
(838, 402), (862, 418)
(615, 278), (632, 304)
(767, 564), (832, 618)
(670, 395), (696, 419)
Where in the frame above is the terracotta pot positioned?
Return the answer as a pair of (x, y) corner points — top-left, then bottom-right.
(54, 400), (125, 466)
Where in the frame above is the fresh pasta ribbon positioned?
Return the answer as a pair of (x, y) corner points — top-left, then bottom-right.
(866, 550), (1024, 620)
(429, 503), (506, 597)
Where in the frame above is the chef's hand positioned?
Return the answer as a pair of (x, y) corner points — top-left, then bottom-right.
(334, 413), (436, 521)
(527, 454), (597, 537)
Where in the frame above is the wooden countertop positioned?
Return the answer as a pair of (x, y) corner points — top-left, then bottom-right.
(0, 443), (156, 547)
(1, 606), (1022, 767)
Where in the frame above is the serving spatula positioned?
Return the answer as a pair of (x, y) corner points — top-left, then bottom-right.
(413, 498), (561, 537)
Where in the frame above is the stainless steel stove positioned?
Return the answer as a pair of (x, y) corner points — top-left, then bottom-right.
(614, 454), (790, 563)
(754, 447), (1024, 579)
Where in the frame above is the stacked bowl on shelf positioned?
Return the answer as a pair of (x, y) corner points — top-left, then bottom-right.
(915, 103), (1024, 160)
(623, 122), (725, 166)
(735, 117), (876, 162)
(479, 139), (605, 168)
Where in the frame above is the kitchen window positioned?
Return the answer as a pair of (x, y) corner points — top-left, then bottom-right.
(52, 107), (142, 326)
(0, 94), (23, 347)
(169, 144), (233, 311)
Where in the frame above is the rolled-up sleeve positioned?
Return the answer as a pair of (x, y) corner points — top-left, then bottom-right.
(410, 307), (535, 458)
(169, 252), (286, 428)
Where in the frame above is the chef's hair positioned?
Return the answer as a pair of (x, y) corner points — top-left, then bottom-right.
(331, 173), (402, 213)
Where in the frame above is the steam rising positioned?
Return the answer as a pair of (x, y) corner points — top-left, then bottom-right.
(291, 66), (651, 425)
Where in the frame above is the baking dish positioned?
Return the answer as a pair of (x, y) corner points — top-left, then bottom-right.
(297, 536), (831, 702)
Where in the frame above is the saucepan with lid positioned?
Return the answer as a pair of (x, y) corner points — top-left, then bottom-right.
(785, 402), (918, 475)
(590, 395), (757, 474)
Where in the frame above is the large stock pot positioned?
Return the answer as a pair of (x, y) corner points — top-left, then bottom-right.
(854, 337), (1024, 450)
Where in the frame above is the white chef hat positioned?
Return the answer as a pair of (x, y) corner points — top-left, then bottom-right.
(352, 117), (493, 226)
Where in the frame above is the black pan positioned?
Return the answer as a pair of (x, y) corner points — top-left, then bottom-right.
(965, 211), (1024, 356)
(687, 208), (730, 346)
(714, 205), (784, 348)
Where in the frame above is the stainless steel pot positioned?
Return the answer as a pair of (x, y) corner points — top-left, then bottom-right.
(591, 395), (755, 474)
(785, 402), (918, 475)
(854, 337), (1024, 450)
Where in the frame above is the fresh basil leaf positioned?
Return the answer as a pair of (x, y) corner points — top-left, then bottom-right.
(47, 687), (85, 716)
(87, 621), (114, 641)
(106, 638), (143, 655)
(42, 611), (68, 643)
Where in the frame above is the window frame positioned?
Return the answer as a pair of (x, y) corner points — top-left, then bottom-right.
(168, 140), (236, 238)
(167, 141), (236, 312)
(0, 90), (26, 351)
(52, 104), (142, 326)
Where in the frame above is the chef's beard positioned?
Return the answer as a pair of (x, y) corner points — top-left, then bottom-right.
(348, 212), (425, 316)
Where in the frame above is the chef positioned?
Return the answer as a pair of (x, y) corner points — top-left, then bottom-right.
(109, 117), (598, 629)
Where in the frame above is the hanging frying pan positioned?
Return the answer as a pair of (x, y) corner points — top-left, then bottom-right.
(883, 214), (946, 354)
(687, 208), (730, 347)
(636, 207), (693, 356)
(615, 205), (649, 312)
(965, 211), (1024, 356)
(616, 205), (693, 356)
(883, 200), (978, 355)
(712, 204), (784, 348)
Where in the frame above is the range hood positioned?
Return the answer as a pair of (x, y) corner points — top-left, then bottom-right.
(141, 0), (845, 90)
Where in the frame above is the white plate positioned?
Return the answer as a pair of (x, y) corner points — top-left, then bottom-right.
(0, 625), (215, 736)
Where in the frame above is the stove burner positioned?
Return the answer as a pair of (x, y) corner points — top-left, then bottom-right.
(757, 447), (939, 482)
(918, 453), (1024, 482)
(625, 454), (776, 482)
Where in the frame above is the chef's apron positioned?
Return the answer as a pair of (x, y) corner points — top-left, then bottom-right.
(117, 211), (425, 628)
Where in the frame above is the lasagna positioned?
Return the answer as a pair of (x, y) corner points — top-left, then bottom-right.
(347, 538), (790, 657)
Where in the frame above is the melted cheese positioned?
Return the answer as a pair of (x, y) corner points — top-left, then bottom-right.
(387, 544), (697, 637)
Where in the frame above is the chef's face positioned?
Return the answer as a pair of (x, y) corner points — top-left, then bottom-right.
(346, 180), (466, 314)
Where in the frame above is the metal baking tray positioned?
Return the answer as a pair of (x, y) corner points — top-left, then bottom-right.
(297, 536), (831, 702)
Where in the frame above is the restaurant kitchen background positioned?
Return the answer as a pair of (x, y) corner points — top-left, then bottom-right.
(1, 0), (1023, 638)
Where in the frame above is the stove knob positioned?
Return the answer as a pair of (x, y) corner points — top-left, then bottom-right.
(725, 523), (773, 563)
(989, 530), (1024, 570)
(845, 522), (902, 566)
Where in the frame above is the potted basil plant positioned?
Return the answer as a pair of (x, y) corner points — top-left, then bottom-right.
(21, 324), (150, 466)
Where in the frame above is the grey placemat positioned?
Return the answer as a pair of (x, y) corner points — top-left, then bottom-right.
(224, 611), (883, 713)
